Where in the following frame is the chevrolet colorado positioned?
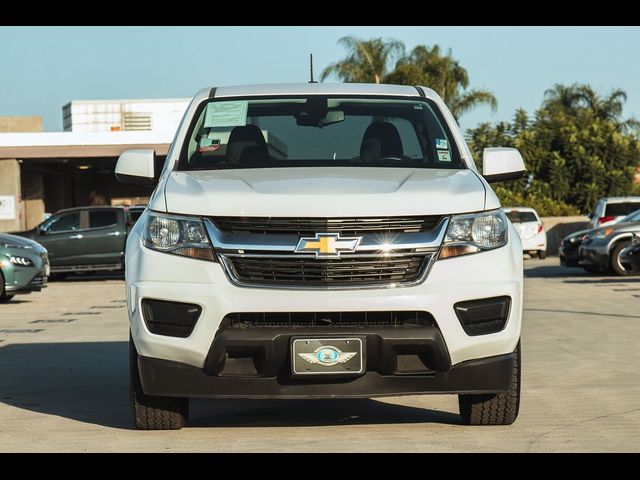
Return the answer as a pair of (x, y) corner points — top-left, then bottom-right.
(116, 83), (526, 430)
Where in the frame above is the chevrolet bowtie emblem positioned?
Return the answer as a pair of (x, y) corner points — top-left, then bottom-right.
(295, 233), (361, 258)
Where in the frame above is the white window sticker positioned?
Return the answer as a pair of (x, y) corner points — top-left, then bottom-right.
(435, 138), (448, 149)
(437, 150), (451, 162)
(204, 101), (248, 128)
(0, 195), (16, 220)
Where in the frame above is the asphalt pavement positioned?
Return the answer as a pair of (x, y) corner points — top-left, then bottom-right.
(1, 258), (639, 452)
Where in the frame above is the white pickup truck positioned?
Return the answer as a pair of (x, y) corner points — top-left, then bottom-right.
(116, 83), (525, 430)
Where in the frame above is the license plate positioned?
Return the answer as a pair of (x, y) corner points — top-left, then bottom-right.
(292, 337), (364, 375)
(45, 265), (50, 277)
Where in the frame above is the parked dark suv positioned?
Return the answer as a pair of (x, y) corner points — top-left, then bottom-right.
(15, 205), (144, 274)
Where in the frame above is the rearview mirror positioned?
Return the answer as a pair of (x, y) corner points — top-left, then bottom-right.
(296, 110), (345, 128)
(482, 147), (526, 183)
(115, 149), (156, 186)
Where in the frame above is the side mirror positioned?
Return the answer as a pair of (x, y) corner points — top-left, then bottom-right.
(115, 149), (156, 186)
(482, 147), (526, 183)
(587, 212), (594, 219)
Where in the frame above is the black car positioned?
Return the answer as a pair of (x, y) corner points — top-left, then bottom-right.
(559, 228), (591, 268)
(620, 234), (640, 275)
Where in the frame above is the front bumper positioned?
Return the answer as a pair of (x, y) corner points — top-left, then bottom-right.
(579, 241), (610, 268)
(138, 349), (515, 398)
(126, 221), (523, 374)
(1, 251), (48, 294)
(559, 241), (582, 266)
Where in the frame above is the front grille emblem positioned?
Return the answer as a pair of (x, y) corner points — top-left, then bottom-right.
(295, 233), (361, 258)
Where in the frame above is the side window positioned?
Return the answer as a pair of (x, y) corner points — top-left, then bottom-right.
(45, 213), (81, 233)
(89, 210), (118, 229)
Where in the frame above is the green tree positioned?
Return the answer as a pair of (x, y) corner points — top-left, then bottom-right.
(467, 84), (640, 216)
(320, 36), (404, 84)
(387, 45), (497, 121)
(322, 38), (496, 120)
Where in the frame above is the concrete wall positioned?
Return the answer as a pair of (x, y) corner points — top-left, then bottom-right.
(540, 216), (591, 255)
(0, 116), (43, 133)
(0, 160), (23, 232)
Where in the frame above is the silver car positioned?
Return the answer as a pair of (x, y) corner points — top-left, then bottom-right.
(0, 233), (49, 303)
(579, 210), (640, 276)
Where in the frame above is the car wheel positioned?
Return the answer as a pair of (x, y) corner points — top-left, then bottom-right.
(130, 334), (189, 430)
(0, 270), (14, 303)
(538, 250), (547, 260)
(610, 242), (632, 276)
(459, 341), (520, 425)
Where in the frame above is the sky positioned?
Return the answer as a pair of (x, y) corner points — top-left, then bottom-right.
(1, 26), (639, 133)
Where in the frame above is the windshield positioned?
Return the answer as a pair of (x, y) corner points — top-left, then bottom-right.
(605, 202), (640, 217)
(178, 96), (464, 170)
(619, 209), (640, 223)
(506, 211), (538, 223)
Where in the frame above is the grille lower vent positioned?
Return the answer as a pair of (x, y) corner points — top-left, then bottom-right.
(223, 311), (436, 328)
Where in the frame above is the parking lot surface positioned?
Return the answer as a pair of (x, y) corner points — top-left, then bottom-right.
(1, 258), (639, 452)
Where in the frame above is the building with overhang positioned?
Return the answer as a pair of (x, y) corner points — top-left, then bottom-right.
(0, 99), (189, 232)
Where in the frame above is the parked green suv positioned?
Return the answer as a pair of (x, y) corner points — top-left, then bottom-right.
(0, 233), (49, 303)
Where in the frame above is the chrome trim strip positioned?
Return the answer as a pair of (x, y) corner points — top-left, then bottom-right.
(222, 252), (432, 259)
(204, 217), (449, 253)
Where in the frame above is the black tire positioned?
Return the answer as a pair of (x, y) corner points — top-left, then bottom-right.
(0, 270), (13, 303)
(459, 341), (521, 425)
(130, 335), (189, 430)
(538, 250), (547, 260)
(610, 241), (632, 276)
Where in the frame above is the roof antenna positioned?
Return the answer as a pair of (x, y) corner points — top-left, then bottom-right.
(309, 53), (317, 84)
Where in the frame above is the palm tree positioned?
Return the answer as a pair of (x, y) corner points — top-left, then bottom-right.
(320, 36), (404, 84)
(386, 45), (497, 121)
(544, 83), (638, 132)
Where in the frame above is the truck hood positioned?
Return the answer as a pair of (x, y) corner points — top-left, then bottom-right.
(162, 167), (487, 217)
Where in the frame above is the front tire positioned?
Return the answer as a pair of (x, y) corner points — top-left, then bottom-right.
(610, 241), (632, 276)
(130, 335), (189, 430)
(538, 250), (547, 260)
(459, 341), (521, 425)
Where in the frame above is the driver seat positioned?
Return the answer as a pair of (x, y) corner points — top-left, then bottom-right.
(360, 122), (404, 162)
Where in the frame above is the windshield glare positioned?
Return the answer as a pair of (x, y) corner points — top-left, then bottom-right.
(179, 96), (464, 170)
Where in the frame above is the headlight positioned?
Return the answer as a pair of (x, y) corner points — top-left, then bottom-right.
(5, 255), (34, 267)
(143, 213), (216, 261)
(440, 209), (508, 259)
(0, 243), (32, 249)
(593, 227), (614, 239)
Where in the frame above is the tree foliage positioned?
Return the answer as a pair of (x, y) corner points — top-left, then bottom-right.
(322, 38), (496, 120)
(320, 36), (404, 84)
(467, 84), (640, 216)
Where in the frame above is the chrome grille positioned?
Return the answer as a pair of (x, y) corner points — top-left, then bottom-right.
(211, 216), (442, 236)
(219, 251), (433, 288)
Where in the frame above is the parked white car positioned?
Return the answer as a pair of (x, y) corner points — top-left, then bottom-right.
(504, 207), (547, 259)
(116, 83), (525, 430)
(588, 196), (640, 229)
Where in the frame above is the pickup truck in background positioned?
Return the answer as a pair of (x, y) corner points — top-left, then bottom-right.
(15, 205), (144, 275)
